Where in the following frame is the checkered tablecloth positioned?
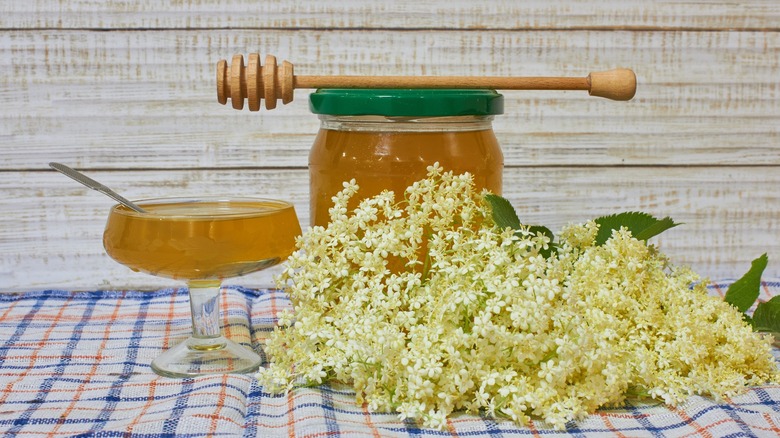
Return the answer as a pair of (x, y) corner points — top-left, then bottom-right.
(1, 283), (779, 437)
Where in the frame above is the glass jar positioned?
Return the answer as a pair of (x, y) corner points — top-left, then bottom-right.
(308, 89), (504, 226)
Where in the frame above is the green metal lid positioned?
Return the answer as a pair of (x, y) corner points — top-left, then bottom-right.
(309, 89), (504, 117)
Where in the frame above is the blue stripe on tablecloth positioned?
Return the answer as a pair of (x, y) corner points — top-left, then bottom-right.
(71, 433), (207, 438)
(0, 294), (48, 368)
(707, 281), (780, 287)
(244, 384), (265, 437)
(161, 377), (196, 435)
(715, 404), (764, 437)
(621, 399), (666, 437)
(481, 412), (507, 438)
(0, 288), (178, 301)
(562, 420), (587, 438)
(403, 416), (425, 437)
(85, 290), (154, 436)
(751, 387), (780, 413)
(321, 382), (342, 436)
(342, 391), (780, 436)
(561, 402), (771, 436)
(4, 293), (97, 435)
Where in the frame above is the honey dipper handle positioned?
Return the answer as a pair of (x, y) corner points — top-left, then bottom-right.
(586, 69), (637, 101)
(297, 69), (636, 100)
(216, 54), (637, 111)
(294, 75), (592, 91)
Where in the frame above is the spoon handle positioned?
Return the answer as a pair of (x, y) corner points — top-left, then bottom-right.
(48, 162), (148, 213)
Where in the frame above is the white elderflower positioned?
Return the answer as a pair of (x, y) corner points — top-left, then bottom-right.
(259, 165), (780, 431)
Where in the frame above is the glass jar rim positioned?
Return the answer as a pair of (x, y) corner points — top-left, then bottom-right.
(309, 88), (504, 117)
(108, 197), (295, 219)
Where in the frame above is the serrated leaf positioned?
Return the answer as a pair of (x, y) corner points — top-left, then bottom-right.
(485, 194), (521, 230)
(751, 296), (780, 333)
(593, 211), (680, 246)
(724, 253), (768, 313)
(634, 217), (679, 241)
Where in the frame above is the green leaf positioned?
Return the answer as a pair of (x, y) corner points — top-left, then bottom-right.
(751, 296), (780, 333)
(485, 194), (556, 257)
(724, 253), (768, 313)
(593, 212), (680, 246)
(485, 194), (520, 230)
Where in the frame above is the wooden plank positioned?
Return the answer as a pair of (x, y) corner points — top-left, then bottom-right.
(1, 30), (778, 169)
(2, 167), (777, 291)
(1, 169), (310, 291)
(2, 0), (779, 294)
(2, 1), (779, 30)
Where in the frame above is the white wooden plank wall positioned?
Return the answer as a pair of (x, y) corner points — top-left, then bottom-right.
(1, 1), (779, 291)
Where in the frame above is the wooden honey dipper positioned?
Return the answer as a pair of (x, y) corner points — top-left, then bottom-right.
(217, 54), (637, 111)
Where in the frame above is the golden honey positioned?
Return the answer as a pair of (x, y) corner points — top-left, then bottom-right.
(103, 198), (301, 280)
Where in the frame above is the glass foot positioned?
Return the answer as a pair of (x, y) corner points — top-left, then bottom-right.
(151, 336), (263, 378)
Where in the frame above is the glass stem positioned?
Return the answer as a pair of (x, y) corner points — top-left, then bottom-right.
(188, 280), (223, 339)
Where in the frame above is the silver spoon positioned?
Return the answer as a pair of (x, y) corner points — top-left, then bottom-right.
(49, 162), (148, 213)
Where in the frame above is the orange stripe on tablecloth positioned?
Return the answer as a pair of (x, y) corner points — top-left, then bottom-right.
(48, 295), (125, 437)
(1, 354), (105, 361)
(526, 419), (543, 438)
(288, 390), (297, 438)
(207, 374), (230, 436)
(0, 297), (22, 322)
(253, 388), (347, 409)
(197, 410), (416, 436)
(1, 310), (187, 325)
(671, 406), (713, 438)
(298, 431), (362, 437)
(269, 290), (278, 344)
(270, 290), (278, 319)
(0, 376), (251, 400)
(162, 288), (180, 349)
(761, 412), (780, 434)
(761, 281), (775, 301)
(198, 411), (418, 436)
(710, 282), (725, 298)
(444, 417), (460, 437)
(248, 383), (377, 429)
(361, 402), (383, 438)
(0, 294), (76, 406)
(220, 286), (233, 340)
(190, 412), (247, 427)
(278, 414), (393, 436)
(0, 380), (255, 425)
(125, 378), (158, 434)
(195, 413), (394, 436)
(598, 412), (630, 438)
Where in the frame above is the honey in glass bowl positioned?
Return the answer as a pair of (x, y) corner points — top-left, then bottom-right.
(104, 198), (300, 280)
(103, 196), (301, 378)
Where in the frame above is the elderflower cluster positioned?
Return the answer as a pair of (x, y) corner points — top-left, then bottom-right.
(258, 164), (779, 430)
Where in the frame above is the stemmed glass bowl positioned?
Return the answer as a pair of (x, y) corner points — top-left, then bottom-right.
(103, 196), (301, 378)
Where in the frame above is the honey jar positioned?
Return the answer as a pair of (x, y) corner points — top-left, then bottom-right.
(308, 89), (504, 226)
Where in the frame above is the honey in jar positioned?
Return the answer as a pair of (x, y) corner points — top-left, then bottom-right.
(308, 89), (504, 226)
